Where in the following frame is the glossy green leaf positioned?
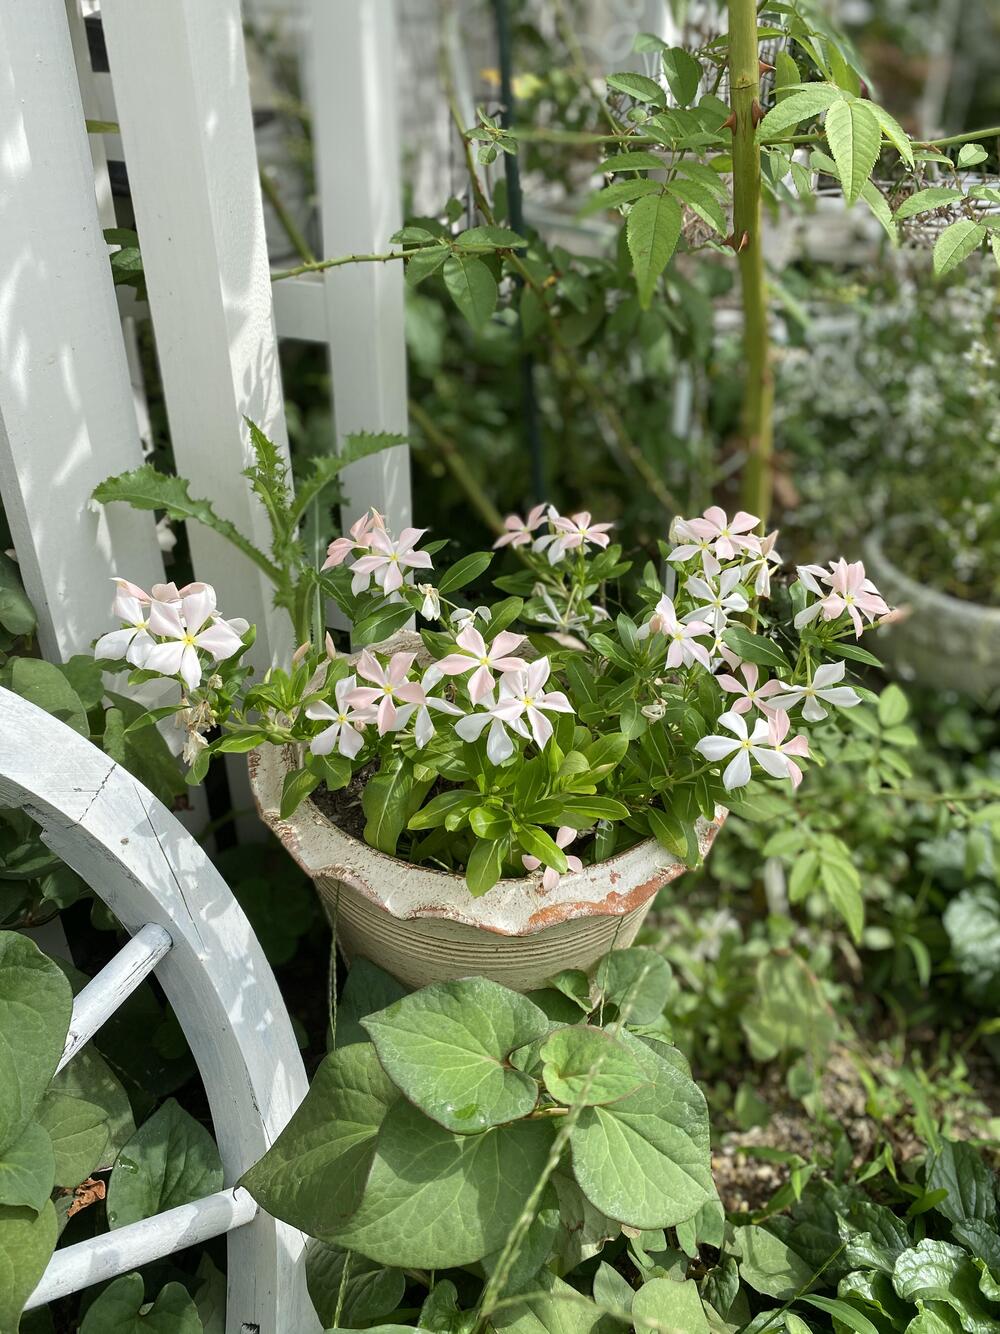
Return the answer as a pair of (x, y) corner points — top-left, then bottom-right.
(757, 85), (842, 138)
(443, 254), (497, 330)
(0, 934), (72, 1153)
(436, 551), (494, 595)
(36, 1093), (109, 1188)
(632, 1277), (711, 1332)
(106, 1099), (223, 1229)
(306, 1242), (406, 1329)
(240, 1044), (397, 1237)
(362, 977), (551, 1133)
(541, 1026), (647, 1106)
(0, 1200), (57, 1331)
(362, 756), (414, 855)
(606, 72), (666, 106)
(824, 98), (883, 204)
(9, 658), (88, 736)
(661, 48), (702, 106)
(79, 1273), (203, 1333)
(0, 1123), (54, 1214)
(568, 1031), (713, 1228)
(626, 193), (682, 308)
(721, 625), (790, 672)
(933, 219), (987, 276)
(331, 1099), (555, 1267)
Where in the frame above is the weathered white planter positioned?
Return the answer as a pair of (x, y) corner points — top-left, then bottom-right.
(249, 741), (725, 992)
(863, 529), (1000, 698)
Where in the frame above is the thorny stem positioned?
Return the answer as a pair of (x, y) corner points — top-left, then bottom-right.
(728, 0), (774, 526)
(259, 166), (317, 266)
(406, 398), (508, 536)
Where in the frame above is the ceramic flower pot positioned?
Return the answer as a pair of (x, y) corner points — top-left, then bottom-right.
(863, 529), (1000, 699)
(248, 739), (726, 992)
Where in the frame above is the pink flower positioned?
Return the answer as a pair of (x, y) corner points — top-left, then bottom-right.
(694, 711), (790, 791)
(454, 691), (522, 764)
(436, 625), (528, 703)
(322, 512), (384, 571)
(493, 504), (548, 549)
(795, 560), (890, 638)
(682, 506), (761, 561)
(684, 568), (749, 631)
(767, 711), (810, 790)
(95, 583), (156, 667)
(743, 530), (782, 597)
(770, 660), (860, 722)
(716, 663), (784, 716)
(545, 511), (614, 563)
(349, 526), (432, 595)
(522, 826), (583, 891)
(344, 650), (426, 734)
(639, 595), (713, 670)
(306, 675), (376, 759)
(143, 586), (246, 690)
(667, 519), (721, 577)
(491, 658), (574, 749)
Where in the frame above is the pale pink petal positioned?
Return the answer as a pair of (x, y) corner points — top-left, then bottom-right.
(194, 621), (244, 661)
(722, 750), (752, 790)
(456, 625), (487, 656)
(526, 706), (554, 749)
(95, 627), (138, 661)
(181, 587), (217, 634)
(437, 653), (476, 676)
(306, 701), (338, 721)
(387, 652), (416, 685)
(143, 640), (187, 678)
(751, 747), (790, 779)
(148, 600), (185, 638)
(491, 631), (525, 658)
(356, 651), (385, 686)
(468, 664), (494, 703)
(486, 718), (514, 764)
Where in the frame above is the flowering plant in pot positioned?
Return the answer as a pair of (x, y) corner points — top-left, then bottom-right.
(93, 438), (895, 988)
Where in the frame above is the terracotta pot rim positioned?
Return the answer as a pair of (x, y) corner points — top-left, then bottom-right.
(248, 741), (727, 937)
(864, 525), (1000, 622)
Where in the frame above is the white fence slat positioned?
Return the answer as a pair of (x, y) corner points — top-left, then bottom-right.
(307, 0), (412, 533)
(0, 688), (320, 1333)
(26, 1187), (258, 1310)
(100, 0), (293, 674)
(0, 0), (164, 663)
(57, 921), (173, 1074)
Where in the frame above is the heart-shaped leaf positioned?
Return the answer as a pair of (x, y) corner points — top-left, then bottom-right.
(106, 1099), (223, 1229)
(541, 1026), (648, 1106)
(0, 934), (72, 1153)
(79, 1273), (203, 1333)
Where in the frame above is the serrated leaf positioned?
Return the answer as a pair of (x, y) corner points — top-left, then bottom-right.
(0, 934), (72, 1154)
(865, 101), (914, 166)
(362, 978), (550, 1133)
(406, 247), (449, 286)
(106, 1098), (223, 1229)
(331, 1099), (555, 1267)
(442, 254), (497, 330)
(626, 192), (682, 308)
(933, 219), (987, 276)
(661, 48), (702, 106)
(666, 178), (726, 234)
(577, 178), (661, 219)
(599, 151), (666, 172)
(824, 98), (882, 204)
(240, 1044), (397, 1238)
(606, 72), (666, 106)
(454, 225), (528, 249)
(757, 85), (842, 139)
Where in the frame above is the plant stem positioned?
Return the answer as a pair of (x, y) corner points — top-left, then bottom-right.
(728, 0), (774, 525)
(258, 167), (317, 266)
(407, 398), (508, 535)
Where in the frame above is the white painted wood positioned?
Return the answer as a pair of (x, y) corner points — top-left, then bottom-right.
(26, 1188), (258, 1310)
(308, 0), (412, 533)
(99, 0), (293, 675)
(0, 0), (164, 663)
(271, 272), (329, 344)
(0, 688), (319, 1334)
(57, 921), (173, 1074)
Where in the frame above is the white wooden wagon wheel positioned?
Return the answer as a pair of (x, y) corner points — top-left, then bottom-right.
(0, 687), (321, 1333)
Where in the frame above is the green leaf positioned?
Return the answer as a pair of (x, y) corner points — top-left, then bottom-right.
(632, 1278), (710, 1333)
(958, 143), (989, 168)
(860, 180), (898, 245)
(647, 806), (698, 867)
(865, 101), (914, 166)
(436, 551), (494, 596)
(330, 1099), (555, 1267)
(926, 1141), (998, 1225)
(894, 187), (964, 219)
(0, 934), (72, 1153)
(0, 553), (36, 637)
(518, 825), (568, 873)
(541, 1026), (647, 1106)
(577, 178), (662, 219)
(877, 684), (909, 727)
(819, 850), (864, 943)
(307, 1242), (406, 1329)
(493, 1267), (603, 1334)
(279, 766), (320, 820)
(626, 193), (682, 308)
(892, 1237), (999, 1331)
(666, 178), (726, 234)
(757, 85), (842, 138)
(362, 977), (550, 1134)
(466, 837), (506, 897)
(9, 658), (88, 736)
(36, 1093), (109, 1187)
(106, 1098), (223, 1229)
(606, 72), (666, 106)
(733, 1223), (815, 1299)
(799, 1296), (880, 1334)
(599, 151), (667, 172)
(240, 1044), (397, 1238)
(661, 48), (702, 106)
(568, 1031), (713, 1229)
(351, 601), (415, 648)
(722, 625), (790, 672)
(0, 1123), (54, 1213)
(363, 756), (414, 856)
(336, 958), (409, 1048)
(406, 247), (449, 286)
(594, 947), (673, 1024)
(824, 98), (882, 205)
(0, 1201), (57, 1332)
(933, 219), (987, 276)
(49, 1043), (135, 1168)
(741, 955), (837, 1062)
(454, 225), (529, 250)
(443, 254), (497, 330)
(557, 797), (631, 826)
(93, 463), (280, 584)
(774, 50), (800, 102)
(79, 1273), (203, 1333)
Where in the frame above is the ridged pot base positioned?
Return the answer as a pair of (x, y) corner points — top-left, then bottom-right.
(248, 741), (726, 992)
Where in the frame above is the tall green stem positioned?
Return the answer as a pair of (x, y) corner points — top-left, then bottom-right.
(728, 0), (774, 524)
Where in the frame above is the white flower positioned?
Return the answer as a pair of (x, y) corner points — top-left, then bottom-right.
(684, 568), (749, 631)
(491, 658), (574, 749)
(522, 826), (583, 891)
(349, 526), (433, 595)
(770, 660), (861, 722)
(95, 581), (156, 667)
(306, 675), (376, 759)
(436, 625), (528, 703)
(638, 595), (713, 670)
(742, 530), (782, 597)
(142, 586), (246, 691)
(418, 584), (441, 620)
(454, 692), (523, 764)
(667, 519), (722, 576)
(695, 710), (791, 791)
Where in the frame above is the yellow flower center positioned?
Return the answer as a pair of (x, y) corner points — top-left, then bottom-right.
(523, 695), (535, 708)
(479, 655), (490, 666)
(182, 634), (197, 647)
